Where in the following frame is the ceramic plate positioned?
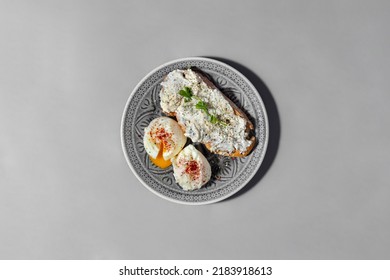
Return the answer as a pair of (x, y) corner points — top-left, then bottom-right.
(121, 57), (268, 204)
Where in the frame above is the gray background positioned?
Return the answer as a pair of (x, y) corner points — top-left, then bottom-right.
(1, 0), (389, 259)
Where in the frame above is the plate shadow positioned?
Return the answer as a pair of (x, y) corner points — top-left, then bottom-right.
(203, 56), (281, 201)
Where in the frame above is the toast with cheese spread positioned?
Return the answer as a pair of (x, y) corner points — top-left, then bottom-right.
(160, 69), (256, 157)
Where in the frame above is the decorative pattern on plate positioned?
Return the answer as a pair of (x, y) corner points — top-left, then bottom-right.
(121, 57), (268, 204)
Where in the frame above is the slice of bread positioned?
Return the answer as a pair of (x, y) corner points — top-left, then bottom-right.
(160, 69), (256, 157)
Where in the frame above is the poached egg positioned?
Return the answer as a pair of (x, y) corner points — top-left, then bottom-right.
(143, 117), (186, 168)
(171, 144), (212, 191)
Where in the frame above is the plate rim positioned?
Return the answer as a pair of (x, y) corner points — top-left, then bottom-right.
(120, 56), (269, 205)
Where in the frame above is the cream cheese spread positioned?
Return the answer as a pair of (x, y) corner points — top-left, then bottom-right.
(160, 69), (252, 154)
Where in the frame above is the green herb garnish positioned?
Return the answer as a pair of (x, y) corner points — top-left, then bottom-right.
(178, 87), (193, 102)
(209, 115), (219, 124)
(177, 86), (227, 126)
(195, 101), (208, 111)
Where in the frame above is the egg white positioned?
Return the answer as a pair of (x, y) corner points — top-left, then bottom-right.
(143, 117), (186, 160)
(171, 144), (212, 191)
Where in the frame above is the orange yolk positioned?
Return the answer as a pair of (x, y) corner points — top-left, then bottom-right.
(149, 145), (172, 169)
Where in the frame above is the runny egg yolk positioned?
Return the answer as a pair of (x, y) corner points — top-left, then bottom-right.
(149, 144), (172, 169)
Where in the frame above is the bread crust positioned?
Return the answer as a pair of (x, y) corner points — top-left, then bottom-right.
(161, 70), (256, 157)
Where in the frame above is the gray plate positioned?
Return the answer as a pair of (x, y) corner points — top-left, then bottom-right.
(121, 57), (269, 205)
